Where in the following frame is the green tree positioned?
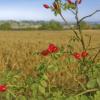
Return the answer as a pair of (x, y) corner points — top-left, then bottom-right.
(39, 21), (63, 30)
(79, 21), (92, 29)
(0, 23), (11, 30)
(94, 24), (100, 29)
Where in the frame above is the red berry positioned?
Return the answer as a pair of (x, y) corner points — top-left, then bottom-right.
(47, 44), (59, 53)
(43, 4), (49, 9)
(67, 0), (73, 4)
(81, 51), (88, 58)
(0, 85), (7, 92)
(77, 0), (82, 4)
(73, 52), (81, 60)
(41, 49), (49, 56)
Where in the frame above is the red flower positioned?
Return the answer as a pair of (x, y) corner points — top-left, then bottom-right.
(73, 52), (81, 60)
(43, 4), (49, 9)
(77, 0), (82, 4)
(47, 44), (59, 53)
(67, 0), (73, 4)
(81, 51), (88, 58)
(41, 49), (49, 56)
(0, 85), (7, 92)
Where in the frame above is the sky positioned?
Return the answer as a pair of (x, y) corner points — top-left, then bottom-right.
(0, 0), (100, 22)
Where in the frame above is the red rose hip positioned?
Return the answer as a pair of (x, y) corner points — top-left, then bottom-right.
(43, 4), (49, 9)
(0, 85), (7, 92)
(73, 52), (81, 60)
(41, 49), (49, 56)
(81, 51), (88, 58)
(47, 44), (59, 53)
(67, 0), (73, 4)
(77, 0), (82, 4)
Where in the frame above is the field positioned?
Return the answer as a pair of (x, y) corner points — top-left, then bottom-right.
(0, 30), (100, 99)
(0, 30), (99, 69)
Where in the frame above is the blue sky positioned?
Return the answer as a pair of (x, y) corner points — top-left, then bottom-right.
(0, 0), (100, 22)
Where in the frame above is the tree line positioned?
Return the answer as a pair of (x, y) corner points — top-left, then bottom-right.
(0, 21), (100, 30)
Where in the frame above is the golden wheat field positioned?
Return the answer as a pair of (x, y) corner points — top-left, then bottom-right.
(0, 30), (99, 72)
(0, 30), (99, 93)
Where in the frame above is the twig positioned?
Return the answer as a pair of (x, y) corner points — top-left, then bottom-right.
(59, 13), (80, 40)
(86, 35), (92, 50)
(77, 88), (99, 96)
(92, 49), (100, 62)
(79, 10), (100, 23)
(75, 2), (86, 50)
(87, 46), (100, 50)
(69, 9), (76, 15)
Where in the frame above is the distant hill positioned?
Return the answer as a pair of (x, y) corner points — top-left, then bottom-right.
(0, 20), (100, 30)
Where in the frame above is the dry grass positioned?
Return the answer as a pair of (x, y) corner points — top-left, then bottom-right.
(0, 30), (99, 72)
(0, 30), (99, 92)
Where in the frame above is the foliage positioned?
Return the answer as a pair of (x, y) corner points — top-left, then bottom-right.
(75, 21), (92, 29)
(0, 22), (11, 30)
(39, 21), (63, 30)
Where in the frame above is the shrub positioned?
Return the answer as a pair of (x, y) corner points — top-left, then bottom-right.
(0, 22), (11, 30)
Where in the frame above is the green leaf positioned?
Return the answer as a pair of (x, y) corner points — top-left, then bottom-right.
(94, 91), (100, 100)
(97, 77), (100, 87)
(38, 85), (45, 95)
(17, 96), (27, 100)
(63, 3), (69, 10)
(32, 52), (39, 55)
(87, 79), (97, 89)
(37, 96), (45, 100)
(6, 93), (11, 100)
(66, 96), (76, 100)
(48, 65), (58, 72)
(40, 80), (47, 88)
(80, 95), (90, 100)
(42, 74), (48, 80)
(68, 3), (76, 10)
(31, 84), (38, 91)
(31, 84), (38, 97)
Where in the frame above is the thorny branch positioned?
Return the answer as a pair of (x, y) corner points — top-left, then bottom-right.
(79, 10), (100, 23)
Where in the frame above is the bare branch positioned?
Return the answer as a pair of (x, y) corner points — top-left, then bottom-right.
(68, 9), (76, 15)
(86, 35), (92, 50)
(92, 49), (100, 62)
(79, 10), (100, 23)
(75, 2), (86, 50)
(87, 46), (100, 50)
(59, 13), (80, 40)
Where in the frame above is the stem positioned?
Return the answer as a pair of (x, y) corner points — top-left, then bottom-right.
(7, 90), (17, 98)
(76, 88), (99, 96)
(48, 79), (51, 94)
(92, 49), (100, 62)
(87, 46), (100, 50)
(86, 35), (91, 50)
(69, 9), (76, 15)
(60, 13), (80, 40)
(75, 2), (85, 50)
(79, 10), (100, 23)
